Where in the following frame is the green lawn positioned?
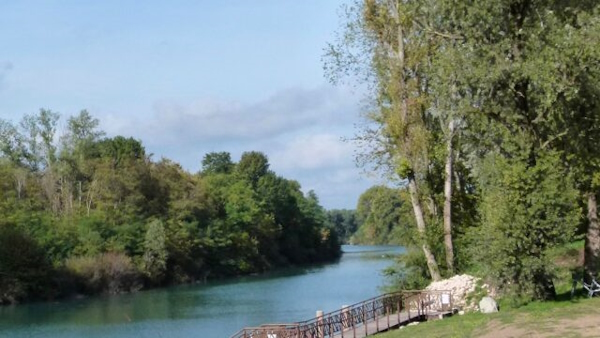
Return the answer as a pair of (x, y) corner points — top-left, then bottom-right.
(376, 296), (600, 338)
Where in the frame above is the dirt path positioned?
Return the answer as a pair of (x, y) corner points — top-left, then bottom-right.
(476, 314), (599, 338)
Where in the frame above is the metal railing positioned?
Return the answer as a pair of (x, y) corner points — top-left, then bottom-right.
(229, 290), (452, 338)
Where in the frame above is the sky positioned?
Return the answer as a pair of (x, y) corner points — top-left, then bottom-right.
(0, 0), (381, 209)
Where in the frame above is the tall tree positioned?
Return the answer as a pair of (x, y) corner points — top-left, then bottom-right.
(142, 219), (168, 284)
(437, 0), (600, 285)
(236, 151), (270, 187)
(326, 0), (444, 280)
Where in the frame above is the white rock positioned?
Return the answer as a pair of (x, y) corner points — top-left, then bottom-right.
(479, 296), (498, 313)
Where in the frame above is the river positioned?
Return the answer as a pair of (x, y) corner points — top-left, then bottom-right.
(0, 245), (403, 337)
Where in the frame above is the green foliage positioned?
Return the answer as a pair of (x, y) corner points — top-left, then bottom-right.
(0, 111), (341, 303)
(236, 151), (270, 186)
(353, 185), (415, 245)
(0, 225), (54, 304)
(382, 248), (431, 291)
(201, 151), (233, 175)
(464, 279), (489, 310)
(65, 253), (141, 295)
(325, 209), (358, 244)
(395, 159), (413, 180)
(328, 0), (600, 303)
(142, 219), (168, 284)
(469, 151), (579, 301)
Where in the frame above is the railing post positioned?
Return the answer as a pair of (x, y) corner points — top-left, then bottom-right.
(398, 295), (402, 323)
(386, 300), (390, 330)
(406, 295), (410, 321)
(375, 300), (379, 332)
(363, 302), (367, 336)
(352, 307), (356, 338)
(317, 310), (324, 338)
(341, 305), (349, 338)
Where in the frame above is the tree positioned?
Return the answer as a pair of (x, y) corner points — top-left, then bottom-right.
(236, 151), (270, 186)
(59, 110), (106, 214)
(142, 219), (168, 284)
(0, 110), (342, 302)
(326, 209), (358, 244)
(325, 0), (444, 280)
(61, 110), (105, 155)
(474, 151), (579, 301)
(411, 0), (600, 298)
(435, 0), (600, 288)
(354, 185), (413, 245)
(0, 224), (54, 304)
(201, 152), (233, 175)
(0, 119), (27, 166)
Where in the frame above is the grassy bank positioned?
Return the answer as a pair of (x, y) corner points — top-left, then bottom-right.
(377, 296), (600, 338)
(379, 240), (595, 338)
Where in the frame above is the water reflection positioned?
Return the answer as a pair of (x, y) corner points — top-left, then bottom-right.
(0, 245), (403, 338)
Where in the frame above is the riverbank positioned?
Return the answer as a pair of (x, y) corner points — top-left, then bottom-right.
(0, 245), (401, 337)
(377, 295), (600, 337)
(0, 243), (342, 307)
(379, 240), (592, 337)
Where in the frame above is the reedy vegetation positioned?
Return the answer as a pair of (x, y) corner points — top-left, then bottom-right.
(0, 111), (340, 304)
(325, 0), (600, 302)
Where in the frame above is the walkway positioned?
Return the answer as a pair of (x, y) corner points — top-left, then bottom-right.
(230, 290), (453, 338)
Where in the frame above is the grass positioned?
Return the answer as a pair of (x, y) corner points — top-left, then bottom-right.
(376, 239), (596, 338)
(376, 296), (600, 338)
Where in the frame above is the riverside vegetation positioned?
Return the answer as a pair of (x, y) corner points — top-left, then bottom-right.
(0, 110), (340, 304)
(3, 0), (600, 318)
(324, 0), (600, 306)
(378, 240), (600, 337)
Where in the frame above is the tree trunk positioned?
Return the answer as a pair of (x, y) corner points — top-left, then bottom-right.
(443, 121), (455, 275)
(408, 176), (442, 281)
(584, 192), (600, 281)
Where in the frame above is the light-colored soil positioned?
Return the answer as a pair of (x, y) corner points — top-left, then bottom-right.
(476, 314), (599, 338)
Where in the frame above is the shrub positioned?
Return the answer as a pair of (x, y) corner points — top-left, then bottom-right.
(0, 226), (54, 304)
(66, 252), (141, 295)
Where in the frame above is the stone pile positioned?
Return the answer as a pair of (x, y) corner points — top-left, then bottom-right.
(425, 274), (488, 311)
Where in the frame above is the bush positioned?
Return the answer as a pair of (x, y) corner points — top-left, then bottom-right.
(66, 252), (141, 295)
(382, 248), (431, 292)
(470, 152), (579, 302)
(0, 226), (54, 304)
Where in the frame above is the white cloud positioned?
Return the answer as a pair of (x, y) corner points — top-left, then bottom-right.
(297, 167), (379, 210)
(139, 85), (359, 144)
(270, 133), (354, 170)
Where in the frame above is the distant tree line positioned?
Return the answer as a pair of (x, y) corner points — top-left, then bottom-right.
(0, 110), (340, 304)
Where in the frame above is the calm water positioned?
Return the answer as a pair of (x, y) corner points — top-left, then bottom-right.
(0, 245), (403, 337)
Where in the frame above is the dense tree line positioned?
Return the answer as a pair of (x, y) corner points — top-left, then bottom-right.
(351, 185), (414, 246)
(325, 209), (358, 243)
(0, 110), (340, 304)
(326, 0), (600, 303)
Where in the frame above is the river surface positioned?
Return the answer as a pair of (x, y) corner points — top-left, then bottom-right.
(0, 245), (403, 337)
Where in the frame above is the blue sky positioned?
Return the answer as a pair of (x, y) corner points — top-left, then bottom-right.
(0, 1), (380, 209)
